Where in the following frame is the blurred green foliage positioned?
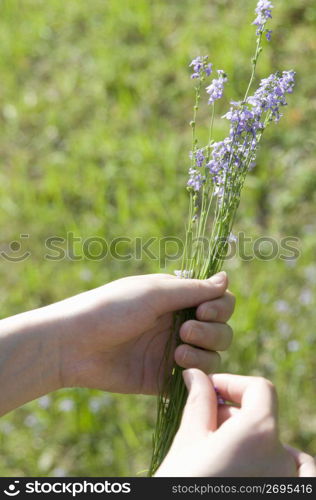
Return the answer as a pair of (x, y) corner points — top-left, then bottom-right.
(0, 0), (315, 476)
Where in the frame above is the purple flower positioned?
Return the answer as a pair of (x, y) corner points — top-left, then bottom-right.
(187, 148), (207, 191)
(190, 148), (206, 167)
(222, 105), (263, 136)
(190, 56), (213, 79)
(205, 69), (295, 198)
(206, 70), (228, 104)
(214, 387), (226, 405)
(265, 29), (272, 41)
(253, 0), (274, 35)
(207, 134), (257, 196)
(187, 168), (205, 191)
(246, 70), (296, 122)
(206, 138), (235, 192)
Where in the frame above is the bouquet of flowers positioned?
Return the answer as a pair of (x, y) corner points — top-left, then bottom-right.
(149, 0), (295, 476)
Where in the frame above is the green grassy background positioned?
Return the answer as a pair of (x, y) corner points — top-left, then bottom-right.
(0, 0), (316, 476)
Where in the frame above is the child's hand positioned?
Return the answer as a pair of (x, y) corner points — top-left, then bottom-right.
(156, 370), (316, 477)
(0, 272), (234, 415)
(57, 272), (234, 394)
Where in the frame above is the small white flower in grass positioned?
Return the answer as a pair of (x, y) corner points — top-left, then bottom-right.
(286, 259), (297, 268)
(80, 268), (93, 282)
(38, 395), (51, 409)
(277, 321), (292, 339)
(275, 300), (290, 313)
(174, 270), (193, 279)
(228, 232), (238, 243)
(299, 288), (313, 305)
(24, 415), (38, 428)
(89, 395), (111, 412)
(0, 422), (14, 434)
(58, 399), (74, 412)
(304, 264), (316, 282)
(53, 467), (67, 477)
(288, 340), (300, 352)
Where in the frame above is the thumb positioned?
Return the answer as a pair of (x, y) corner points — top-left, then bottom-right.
(156, 271), (228, 311)
(179, 368), (217, 438)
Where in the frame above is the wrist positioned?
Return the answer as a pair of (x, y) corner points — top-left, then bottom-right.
(44, 286), (112, 390)
(0, 307), (63, 415)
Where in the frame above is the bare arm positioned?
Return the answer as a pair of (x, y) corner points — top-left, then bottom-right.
(0, 272), (234, 415)
(0, 307), (61, 416)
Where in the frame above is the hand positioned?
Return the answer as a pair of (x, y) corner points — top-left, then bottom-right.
(0, 271), (234, 415)
(156, 369), (316, 477)
(57, 272), (234, 394)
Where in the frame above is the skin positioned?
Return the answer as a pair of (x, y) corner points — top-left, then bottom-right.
(0, 271), (234, 416)
(156, 369), (316, 477)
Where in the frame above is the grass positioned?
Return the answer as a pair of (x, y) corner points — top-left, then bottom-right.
(0, 0), (316, 476)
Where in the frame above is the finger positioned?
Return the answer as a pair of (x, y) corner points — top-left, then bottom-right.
(154, 271), (228, 311)
(175, 344), (221, 373)
(285, 445), (316, 477)
(210, 373), (278, 419)
(180, 320), (233, 351)
(196, 290), (236, 323)
(180, 368), (217, 436)
(217, 404), (240, 426)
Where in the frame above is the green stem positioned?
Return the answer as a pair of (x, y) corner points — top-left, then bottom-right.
(150, 26), (272, 476)
(244, 32), (263, 102)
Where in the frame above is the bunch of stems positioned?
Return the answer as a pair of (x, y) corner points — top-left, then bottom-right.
(149, 24), (278, 477)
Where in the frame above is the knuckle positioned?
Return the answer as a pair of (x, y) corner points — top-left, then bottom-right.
(212, 323), (233, 350)
(222, 324), (233, 348)
(195, 279), (208, 292)
(188, 388), (203, 406)
(145, 280), (161, 297)
(253, 415), (277, 438)
(175, 346), (187, 367)
(215, 293), (236, 321)
(228, 291), (236, 309)
(198, 303), (210, 321)
(224, 290), (236, 312)
(181, 320), (198, 341)
(254, 377), (278, 406)
(181, 345), (197, 366)
(256, 376), (276, 394)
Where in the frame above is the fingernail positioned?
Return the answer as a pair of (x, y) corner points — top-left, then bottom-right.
(209, 271), (227, 285)
(182, 369), (194, 390)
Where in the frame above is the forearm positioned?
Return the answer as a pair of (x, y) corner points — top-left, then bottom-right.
(0, 307), (62, 416)
(0, 286), (112, 415)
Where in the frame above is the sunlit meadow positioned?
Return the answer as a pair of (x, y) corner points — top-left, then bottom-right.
(0, 0), (316, 476)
